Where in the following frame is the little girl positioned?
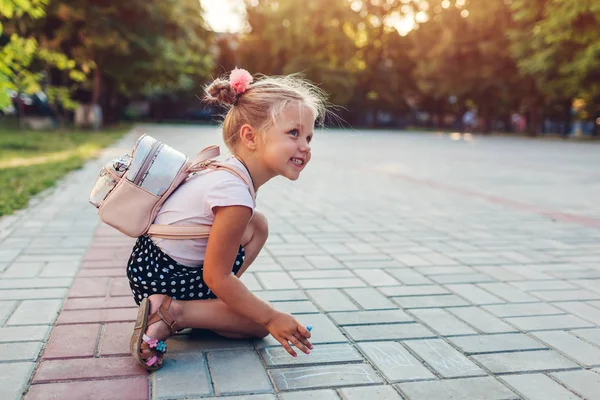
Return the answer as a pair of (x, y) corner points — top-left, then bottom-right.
(128, 68), (328, 370)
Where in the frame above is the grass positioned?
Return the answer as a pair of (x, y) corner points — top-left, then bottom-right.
(0, 124), (130, 217)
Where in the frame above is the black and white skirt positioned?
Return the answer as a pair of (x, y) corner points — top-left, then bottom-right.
(126, 235), (245, 305)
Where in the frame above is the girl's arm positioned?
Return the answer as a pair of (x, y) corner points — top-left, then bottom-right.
(203, 205), (312, 356)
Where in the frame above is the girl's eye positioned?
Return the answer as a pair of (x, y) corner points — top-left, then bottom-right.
(288, 129), (299, 137)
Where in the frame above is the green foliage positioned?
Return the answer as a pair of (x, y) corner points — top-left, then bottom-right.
(0, 0), (85, 111)
(241, 0), (359, 106)
(509, 0), (600, 99)
(0, 125), (128, 216)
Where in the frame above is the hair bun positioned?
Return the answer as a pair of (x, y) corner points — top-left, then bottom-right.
(205, 78), (236, 105)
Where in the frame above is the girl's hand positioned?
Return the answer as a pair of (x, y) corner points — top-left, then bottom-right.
(265, 311), (313, 357)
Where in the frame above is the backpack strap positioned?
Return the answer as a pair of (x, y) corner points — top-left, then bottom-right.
(148, 146), (256, 240)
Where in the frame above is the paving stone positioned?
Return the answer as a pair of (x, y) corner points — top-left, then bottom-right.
(260, 343), (363, 367)
(256, 314), (347, 347)
(352, 269), (400, 286)
(99, 322), (134, 356)
(386, 269), (433, 285)
(0, 278), (72, 290)
(154, 353), (212, 399)
(240, 273), (263, 291)
(0, 362), (34, 400)
(289, 270), (355, 279)
(552, 370), (600, 400)
(409, 308), (477, 336)
(297, 278), (366, 289)
(445, 284), (504, 305)
(431, 273), (495, 284)
(474, 266), (528, 281)
(404, 339), (485, 378)
(168, 330), (253, 352)
(483, 303), (564, 318)
(344, 287), (396, 310)
(56, 307), (137, 324)
(532, 331), (600, 367)
(511, 280), (578, 291)
(570, 328), (600, 348)
(501, 373), (581, 400)
(554, 301), (600, 325)
(33, 356), (146, 383)
(63, 296), (135, 310)
(256, 272), (298, 290)
(306, 289), (359, 312)
(472, 350), (579, 373)
(254, 290), (308, 302)
(476, 283), (539, 303)
(328, 310), (413, 326)
(449, 333), (547, 354)
(208, 349), (272, 395)
(345, 323), (436, 342)
(397, 377), (518, 400)
(274, 300), (320, 315)
(280, 391), (337, 400)
(6, 299), (63, 326)
(0, 325), (50, 343)
(531, 290), (600, 302)
(358, 341), (435, 382)
(270, 363), (382, 391)
(506, 315), (595, 331)
(340, 385), (403, 400)
(305, 255), (345, 269)
(380, 285), (450, 297)
(0, 300), (17, 324)
(43, 324), (100, 359)
(202, 396), (276, 400)
(394, 294), (470, 309)
(447, 307), (518, 334)
(0, 341), (43, 361)
(0, 288), (67, 300)
(24, 377), (149, 400)
(1, 262), (44, 278)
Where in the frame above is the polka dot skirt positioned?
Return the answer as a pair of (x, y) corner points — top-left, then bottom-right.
(126, 235), (245, 305)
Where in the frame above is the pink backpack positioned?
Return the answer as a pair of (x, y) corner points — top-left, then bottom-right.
(89, 134), (255, 239)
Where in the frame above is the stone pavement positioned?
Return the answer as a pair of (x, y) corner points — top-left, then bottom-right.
(1, 125), (600, 400)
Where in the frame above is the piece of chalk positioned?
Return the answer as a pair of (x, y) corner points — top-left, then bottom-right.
(307, 324), (313, 332)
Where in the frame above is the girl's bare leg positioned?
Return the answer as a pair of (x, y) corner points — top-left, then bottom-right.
(237, 210), (268, 277)
(145, 295), (269, 341)
(142, 212), (269, 342)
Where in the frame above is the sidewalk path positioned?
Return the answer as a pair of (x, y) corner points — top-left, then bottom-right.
(2, 126), (600, 399)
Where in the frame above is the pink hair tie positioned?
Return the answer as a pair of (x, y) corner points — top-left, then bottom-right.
(230, 68), (253, 95)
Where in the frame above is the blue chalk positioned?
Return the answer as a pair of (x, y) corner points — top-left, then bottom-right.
(307, 324), (313, 332)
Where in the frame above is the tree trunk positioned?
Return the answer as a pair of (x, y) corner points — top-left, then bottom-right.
(563, 98), (572, 137)
(92, 67), (102, 105)
(528, 106), (541, 137)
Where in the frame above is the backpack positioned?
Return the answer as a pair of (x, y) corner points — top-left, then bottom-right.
(89, 134), (255, 239)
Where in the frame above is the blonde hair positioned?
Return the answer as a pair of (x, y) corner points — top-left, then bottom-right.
(204, 73), (328, 152)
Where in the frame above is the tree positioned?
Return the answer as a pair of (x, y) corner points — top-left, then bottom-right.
(509, 0), (600, 135)
(0, 0), (85, 116)
(239, 0), (359, 107)
(39, 0), (213, 123)
(409, 0), (521, 132)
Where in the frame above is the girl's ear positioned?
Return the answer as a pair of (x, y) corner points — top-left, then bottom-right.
(239, 124), (258, 151)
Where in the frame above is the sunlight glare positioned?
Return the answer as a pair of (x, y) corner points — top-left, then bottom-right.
(201, 0), (246, 33)
(385, 11), (415, 36)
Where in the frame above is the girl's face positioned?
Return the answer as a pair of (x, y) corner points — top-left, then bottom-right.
(258, 103), (315, 181)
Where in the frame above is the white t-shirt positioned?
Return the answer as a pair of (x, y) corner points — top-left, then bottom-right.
(151, 157), (254, 267)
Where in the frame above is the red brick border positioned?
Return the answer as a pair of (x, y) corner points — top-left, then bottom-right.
(24, 225), (149, 400)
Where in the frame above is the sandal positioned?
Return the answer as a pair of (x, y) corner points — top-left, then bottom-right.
(130, 296), (179, 371)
